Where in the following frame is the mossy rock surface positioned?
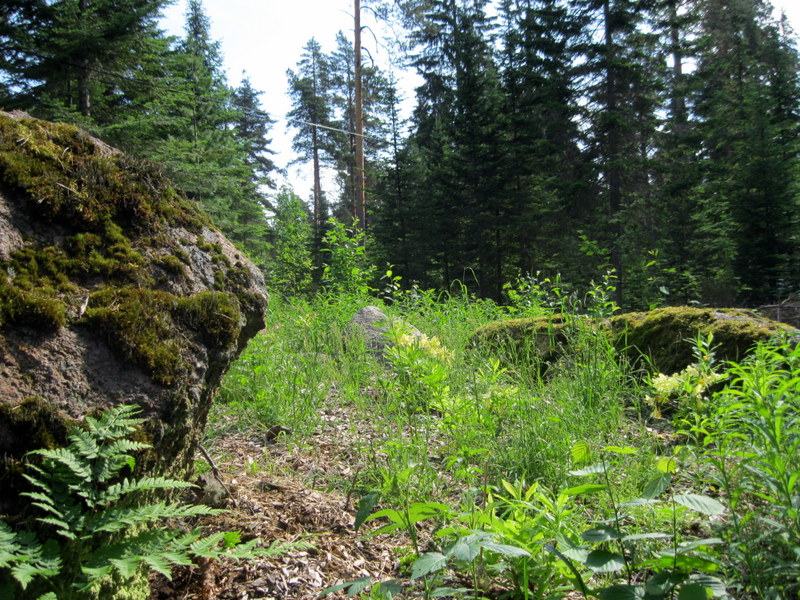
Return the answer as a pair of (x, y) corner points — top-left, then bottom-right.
(471, 307), (799, 374)
(0, 112), (267, 515)
(608, 306), (798, 373)
(470, 314), (569, 364)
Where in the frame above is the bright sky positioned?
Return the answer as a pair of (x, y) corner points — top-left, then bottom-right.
(159, 0), (800, 198)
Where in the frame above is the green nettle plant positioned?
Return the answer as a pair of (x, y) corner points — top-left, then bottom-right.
(0, 404), (260, 600)
(552, 443), (728, 600)
(647, 333), (727, 420)
(686, 339), (800, 598)
(382, 321), (454, 414)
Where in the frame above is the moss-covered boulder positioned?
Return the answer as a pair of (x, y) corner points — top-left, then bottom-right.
(608, 307), (798, 373)
(0, 112), (267, 514)
(470, 314), (570, 365)
(471, 307), (799, 374)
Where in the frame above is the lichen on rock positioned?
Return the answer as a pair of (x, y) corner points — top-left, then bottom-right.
(0, 112), (267, 518)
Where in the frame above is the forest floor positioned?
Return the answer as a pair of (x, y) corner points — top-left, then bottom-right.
(148, 402), (412, 600)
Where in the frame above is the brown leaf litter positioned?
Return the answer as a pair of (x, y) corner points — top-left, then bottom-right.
(148, 406), (413, 600)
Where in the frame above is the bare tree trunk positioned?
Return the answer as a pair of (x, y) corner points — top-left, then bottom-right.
(353, 0), (366, 229)
(312, 128), (322, 238)
(78, 0), (91, 116)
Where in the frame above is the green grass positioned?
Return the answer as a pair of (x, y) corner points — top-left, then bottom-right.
(210, 288), (799, 600)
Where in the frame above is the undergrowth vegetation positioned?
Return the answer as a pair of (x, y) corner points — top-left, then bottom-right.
(209, 266), (800, 599)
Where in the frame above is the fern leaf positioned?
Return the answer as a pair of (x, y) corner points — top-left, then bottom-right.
(223, 538), (261, 560)
(34, 517), (76, 540)
(27, 447), (91, 480)
(89, 502), (221, 534)
(21, 492), (63, 522)
(68, 429), (101, 460)
(81, 563), (114, 584)
(85, 405), (144, 441)
(142, 554), (173, 579)
(188, 532), (227, 558)
(107, 556), (142, 580)
(107, 439), (151, 455)
(0, 529), (61, 590)
(100, 476), (196, 504)
(158, 552), (194, 567)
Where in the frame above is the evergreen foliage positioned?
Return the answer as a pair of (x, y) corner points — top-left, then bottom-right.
(1, 0), (797, 308)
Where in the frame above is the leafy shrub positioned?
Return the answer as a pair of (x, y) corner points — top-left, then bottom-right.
(687, 339), (800, 598)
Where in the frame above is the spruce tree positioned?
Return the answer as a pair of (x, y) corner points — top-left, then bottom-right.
(0, 0), (170, 123)
(497, 0), (589, 281)
(690, 0), (800, 304)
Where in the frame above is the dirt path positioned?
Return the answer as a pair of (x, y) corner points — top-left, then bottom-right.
(149, 406), (408, 600)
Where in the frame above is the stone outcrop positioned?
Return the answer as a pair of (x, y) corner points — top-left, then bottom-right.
(0, 112), (267, 513)
(471, 306), (799, 375)
(348, 305), (422, 360)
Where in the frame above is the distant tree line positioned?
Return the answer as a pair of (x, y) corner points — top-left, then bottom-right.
(2, 0), (798, 309)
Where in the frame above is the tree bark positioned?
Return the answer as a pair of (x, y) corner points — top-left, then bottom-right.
(353, 0), (366, 229)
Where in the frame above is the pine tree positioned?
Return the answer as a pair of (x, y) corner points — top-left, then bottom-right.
(327, 31), (394, 224)
(287, 39), (335, 244)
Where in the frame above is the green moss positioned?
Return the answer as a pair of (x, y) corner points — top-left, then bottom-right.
(0, 115), (210, 234)
(608, 306), (796, 373)
(0, 113), (262, 383)
(83, 288), (185, 386)
(0, 397), (70, 452)
(470, 315), (569, 364)
(0, 398), (72, 514)
(174, 248), (191, 265)
(471, 307), (798, 376)
(83, 287), (243, 386)
(0, 282), (67, 330)
(154, 254), (187, 278)
(176, 291), (241, 349)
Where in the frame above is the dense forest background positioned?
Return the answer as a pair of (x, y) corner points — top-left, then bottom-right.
(2, 0), (799, 310)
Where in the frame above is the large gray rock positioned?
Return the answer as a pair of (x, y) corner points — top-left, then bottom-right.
(348, 305), (422, 359)
(0, 112), (267, 513)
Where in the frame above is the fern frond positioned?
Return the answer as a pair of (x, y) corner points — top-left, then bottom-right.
(85, 405), (144, 441)
(0, 525), (62, 590)
(106, 439), (151, 456)
(222, 537), (261, 560)
(100, 476), (196, 505)
(89, 502), (222, 534)
(141, 554), (173, 579)
(35, 518), (76, 540)
(21, 492), (59, 513)
(26, 448), (91, 480)
(188, 532), (228, 558)
(68, 429), (101, 460)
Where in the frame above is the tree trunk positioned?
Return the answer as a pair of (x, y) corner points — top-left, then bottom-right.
(77, 0), (91, 116)
(353, 0), (366, 229)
